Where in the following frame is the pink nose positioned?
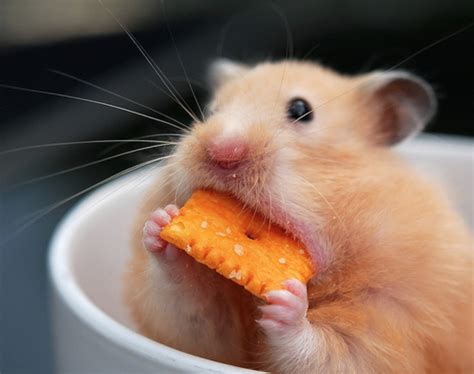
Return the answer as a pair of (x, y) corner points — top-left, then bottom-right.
(207, 138), (248, 170)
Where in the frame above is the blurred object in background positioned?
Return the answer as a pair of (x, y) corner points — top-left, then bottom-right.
(0, 0), (156, 46)
(0, 0), (245, 46)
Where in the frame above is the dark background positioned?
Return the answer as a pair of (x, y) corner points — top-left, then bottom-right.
(1, 1), (473, 373)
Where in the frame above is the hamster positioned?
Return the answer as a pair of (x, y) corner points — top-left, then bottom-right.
(124, 60), (473, 373)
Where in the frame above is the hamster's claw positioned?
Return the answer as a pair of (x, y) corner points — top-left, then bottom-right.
(258, 279), (308, 335)
(142, 204), (180, 260)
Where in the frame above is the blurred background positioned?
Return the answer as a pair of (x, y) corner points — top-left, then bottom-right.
(0, 1), (473, 373)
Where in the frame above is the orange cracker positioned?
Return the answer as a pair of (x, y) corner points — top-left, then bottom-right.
(160, 189), (316, 299)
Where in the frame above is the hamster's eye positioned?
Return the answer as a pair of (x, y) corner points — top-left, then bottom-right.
(287, 98), (313, 122)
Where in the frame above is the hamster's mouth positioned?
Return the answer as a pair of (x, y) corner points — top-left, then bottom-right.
(185, 161), (325, 270)
(208, 160), (250, 177)
(255, 200), (325, 271)
(189, 186), (325, 272)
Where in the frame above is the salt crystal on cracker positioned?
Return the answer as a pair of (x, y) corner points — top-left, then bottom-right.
(233, 244), (244, 256)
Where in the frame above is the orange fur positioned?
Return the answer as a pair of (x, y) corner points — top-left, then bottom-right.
(124, 61), (473, 373)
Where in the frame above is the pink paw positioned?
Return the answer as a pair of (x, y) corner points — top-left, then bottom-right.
(258, 279), (308, 336)
(142, 204), (181, 261)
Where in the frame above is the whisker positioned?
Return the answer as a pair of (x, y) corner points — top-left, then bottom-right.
(146, 78), (191, 109)
(271, 60), (288, 122)
(295, 175), (348, 235)
(387, 22), (473, 71)
(215, 13), (235, 57)
(125, 159), (182, 209)
(313, 22), (474, 111)
(97, 0), (200, 123)
(162, 1), (205, 122)
(49, 69), (190, 131)
(239, 168), (262, 231)
(145, 79), (200, 124)
(0, 84), (187, 130)
(166, 76), (208, 91)
(158, 162), (190, 204)
(0, 139), (176, 156)
(249, 0), (292, 119)
(111, 157), (177, 204)
(269, 1), (294, 60)
(173, 166), (192, 205)
(301, 43), (321, 60)
(7, 143), (176, 188)
(308, 156), (350, 165)
(2, 155), (173, 246)
(290, 109), (314, 125)
(257, 163), (273, 232)
(97, 132), (183, 157)
(133, 133), (183, 139)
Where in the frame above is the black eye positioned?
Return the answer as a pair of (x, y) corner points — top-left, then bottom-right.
(287, 98), (313, 122)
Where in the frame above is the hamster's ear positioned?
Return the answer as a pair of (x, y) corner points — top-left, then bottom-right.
(208, 59), (249, 89)
(362, 71), (437, 145)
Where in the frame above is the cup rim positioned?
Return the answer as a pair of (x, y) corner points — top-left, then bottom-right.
(48, 167), (260, 373)
(48, 134), (472, 373)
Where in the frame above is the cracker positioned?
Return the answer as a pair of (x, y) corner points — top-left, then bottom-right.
(160, 189), (316, 299)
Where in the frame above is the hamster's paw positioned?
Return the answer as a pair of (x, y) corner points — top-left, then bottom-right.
(258, 279), (308, 336)
(142, 204), (183, 262)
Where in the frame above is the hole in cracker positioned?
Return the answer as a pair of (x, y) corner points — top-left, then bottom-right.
(245, 231), (257, 240)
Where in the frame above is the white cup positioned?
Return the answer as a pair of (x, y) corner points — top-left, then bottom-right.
(49, 135), (473, 373)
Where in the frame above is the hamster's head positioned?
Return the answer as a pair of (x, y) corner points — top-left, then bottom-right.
(171, 59), (436, 268)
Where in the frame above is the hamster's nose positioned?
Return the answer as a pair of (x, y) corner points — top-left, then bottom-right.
(207, 138), (248, 170)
